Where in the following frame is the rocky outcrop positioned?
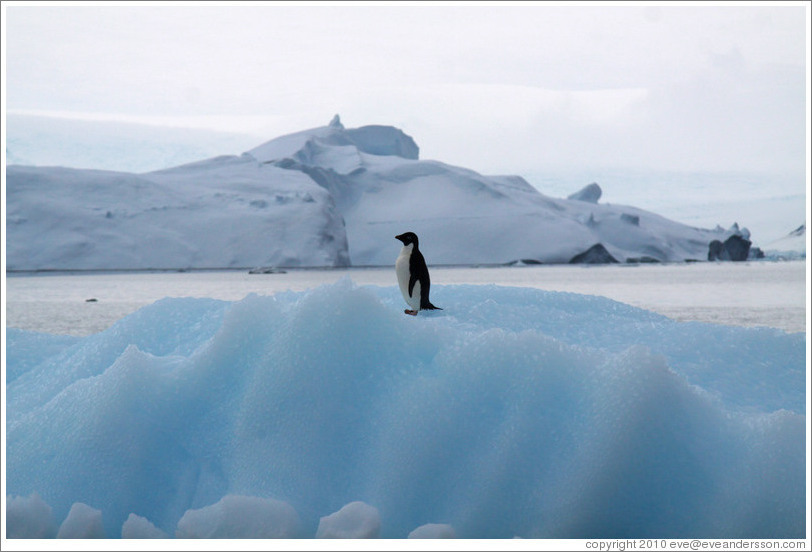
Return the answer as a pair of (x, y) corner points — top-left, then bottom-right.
(708, 235), (751, 261)
(621, 213), (640, 226)
(626, 256), (660, 263)
(569, 243), (619, 264)
(567, 182), (602, 203)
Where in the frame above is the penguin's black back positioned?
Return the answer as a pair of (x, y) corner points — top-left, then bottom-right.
(409, 246), (441, 310)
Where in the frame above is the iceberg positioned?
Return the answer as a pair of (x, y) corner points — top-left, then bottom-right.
(6, 116), (743, 270)
(5, 280), (805, 539)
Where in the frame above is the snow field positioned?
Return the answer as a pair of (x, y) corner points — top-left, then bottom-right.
(5, 279), (806, 538)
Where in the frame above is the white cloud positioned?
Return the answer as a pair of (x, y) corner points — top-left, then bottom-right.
(3, 3), (807, 176)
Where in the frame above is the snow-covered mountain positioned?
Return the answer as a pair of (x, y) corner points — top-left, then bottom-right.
(7, 116), (750, 270)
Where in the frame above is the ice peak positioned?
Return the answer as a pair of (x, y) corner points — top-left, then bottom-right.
(329, 114), (344, 129)
(567, 182), (602, 203)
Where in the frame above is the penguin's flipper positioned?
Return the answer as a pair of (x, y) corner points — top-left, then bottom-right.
(408, 273), (419, 298)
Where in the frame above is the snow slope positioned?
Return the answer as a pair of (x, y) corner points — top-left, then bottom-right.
(7, 116), (754, 270)
(5, 281), (806, 539)
(6, 156), (349, 270)
(764, 224), (806, 257)
(248, 116), (739, 265)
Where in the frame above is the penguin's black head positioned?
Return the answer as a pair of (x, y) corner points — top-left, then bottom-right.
(396, 232), (419, 247)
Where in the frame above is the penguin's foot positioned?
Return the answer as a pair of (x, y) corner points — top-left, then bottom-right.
(404, 309), (418, 316)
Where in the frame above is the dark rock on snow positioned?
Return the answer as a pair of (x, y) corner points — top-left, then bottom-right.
(708, 235), (751, 261)
(708, 240), (724, 261)
(569, 243), (619, 264)
(567, 182), (602, 204)
(626, 256), (660, 263)
(621, 213), (640, 226)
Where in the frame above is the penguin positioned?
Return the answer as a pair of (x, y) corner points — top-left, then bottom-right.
(395, 232), (442, 316)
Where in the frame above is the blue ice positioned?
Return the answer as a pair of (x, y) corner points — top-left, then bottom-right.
(5, 279), (806, 538)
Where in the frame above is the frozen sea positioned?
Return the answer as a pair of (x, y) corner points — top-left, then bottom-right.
(5, 260), (808, 336)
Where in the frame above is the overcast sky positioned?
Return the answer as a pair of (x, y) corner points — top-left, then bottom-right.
(3, 2), (809, 177)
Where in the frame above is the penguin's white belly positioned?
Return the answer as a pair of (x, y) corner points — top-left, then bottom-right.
(396, 246), (421, 311)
